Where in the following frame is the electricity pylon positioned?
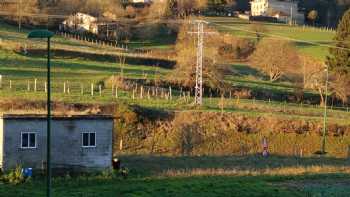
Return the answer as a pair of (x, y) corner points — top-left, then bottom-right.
(188, 20), (215, 105)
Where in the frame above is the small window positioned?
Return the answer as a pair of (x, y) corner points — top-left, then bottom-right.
(82, 132), (96, 147)
(21, 132), (36, 149)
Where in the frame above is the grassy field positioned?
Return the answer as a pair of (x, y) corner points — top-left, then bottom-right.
(0, 19), (348, 121)
(2, 155), (350, 196)
(1, 19), (350, 197)
(207, 17), (335, 60)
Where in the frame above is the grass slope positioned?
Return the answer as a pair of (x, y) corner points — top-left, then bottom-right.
(207, 17), (335, 60)
(1, 19), (349, 122)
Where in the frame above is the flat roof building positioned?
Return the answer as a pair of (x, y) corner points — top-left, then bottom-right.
(0, 114), (114, 172)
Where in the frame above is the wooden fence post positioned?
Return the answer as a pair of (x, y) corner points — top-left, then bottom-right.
(81, 83), (84, 95)
(147, 88), (150, 99)
(44, 82), (47, 93)
(27, 80), (30, 91)
(67, 82), (70, 94)
(140, 86), (143, 99)
(91, 83), (94, 96)
(112, 85), (114, 96)
(0, 75), (2, 89)
(34, 78), (37, 92)
(9, 80), (12, 90)
(115, 87), (118, 98)
(169, 86), (172, 100)
(63, 82), (66, 94)
(99, 85), (102, 96)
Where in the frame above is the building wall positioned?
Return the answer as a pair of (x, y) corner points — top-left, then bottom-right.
(0, 118), (3, 169)
(251, 0), (268, 16)
(268, 0), (298, 16)
(2, 118), (113, 171)
(251, 0), (304, 24)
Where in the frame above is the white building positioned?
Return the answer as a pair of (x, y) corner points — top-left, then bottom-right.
(127, 0), (152, 3)
(60, 12), (98, 34)
(250, 0), (304, 24)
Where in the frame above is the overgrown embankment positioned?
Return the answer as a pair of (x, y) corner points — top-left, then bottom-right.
(116, 107), (350, 158)
(1, 99), (349, 158)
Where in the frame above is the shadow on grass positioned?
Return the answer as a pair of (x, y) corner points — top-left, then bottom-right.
(230, 64), (263, 78)
(117, 154), (350, 177)
(0, 56), (163, 77)
(25, 49), (176, 69)
(3, 154), (350, 197)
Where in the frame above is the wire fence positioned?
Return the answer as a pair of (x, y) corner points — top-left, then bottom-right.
(0, 76), (349, 114)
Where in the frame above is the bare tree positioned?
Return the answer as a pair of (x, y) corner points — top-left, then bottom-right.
(167, 0), (208, 17)
(147, 0), (169, 19)
(330, 73), (350, 104)
(250, 39), (300, 82)
(300, 55), (350, 105)
(300, 55), (327, 105)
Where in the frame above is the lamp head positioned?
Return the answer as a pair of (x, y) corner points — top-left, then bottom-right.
(27, 30), (54, 39)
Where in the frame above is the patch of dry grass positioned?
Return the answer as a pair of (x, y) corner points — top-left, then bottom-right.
(162, 165), (350, 177)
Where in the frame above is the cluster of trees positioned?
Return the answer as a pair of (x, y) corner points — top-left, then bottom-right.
(299, 0), (350, 27)
(169, 8), (350, 105)
(249, 9), (350, 105)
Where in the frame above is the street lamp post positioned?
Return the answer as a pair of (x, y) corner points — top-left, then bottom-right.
(321, 64), (329, 154)
(27, 30), (54, 197)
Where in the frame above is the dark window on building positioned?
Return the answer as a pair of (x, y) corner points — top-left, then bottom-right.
(82, 132), (96, 147)
(21, 132), (36, 148)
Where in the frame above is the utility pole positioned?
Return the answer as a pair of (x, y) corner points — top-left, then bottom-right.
(188, 20), (215, 105)
(290, 5), (293, 26)
(106, 23), (109, 39)
(321, 64), (329, 154)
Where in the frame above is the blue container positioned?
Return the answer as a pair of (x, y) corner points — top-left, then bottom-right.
(22, 168), (33, 178)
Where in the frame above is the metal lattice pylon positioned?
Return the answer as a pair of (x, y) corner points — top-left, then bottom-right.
(188, 20), (215, 105)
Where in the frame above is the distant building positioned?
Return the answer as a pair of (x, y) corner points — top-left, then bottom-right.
(60, 12), (98, 34)
(121, 0), (152, 5)
(250, 0), (304, 24)
(60, 12), (124, 40)
(128, 0), (152, 3)
(0, 114), (114, 172)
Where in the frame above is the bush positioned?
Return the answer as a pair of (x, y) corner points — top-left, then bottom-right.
(3, 166), (25, 185)
(219, 34), (255, 60)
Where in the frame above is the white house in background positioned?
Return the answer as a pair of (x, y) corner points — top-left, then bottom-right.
(60, 12), (98, 34)
(128, 0), (152, 3)
(250, 0), (304, 24)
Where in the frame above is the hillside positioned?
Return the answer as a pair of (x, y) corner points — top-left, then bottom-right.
(0, 18), (348, 121)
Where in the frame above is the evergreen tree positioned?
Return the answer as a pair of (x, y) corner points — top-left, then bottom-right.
(327, 8), (350, 74)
